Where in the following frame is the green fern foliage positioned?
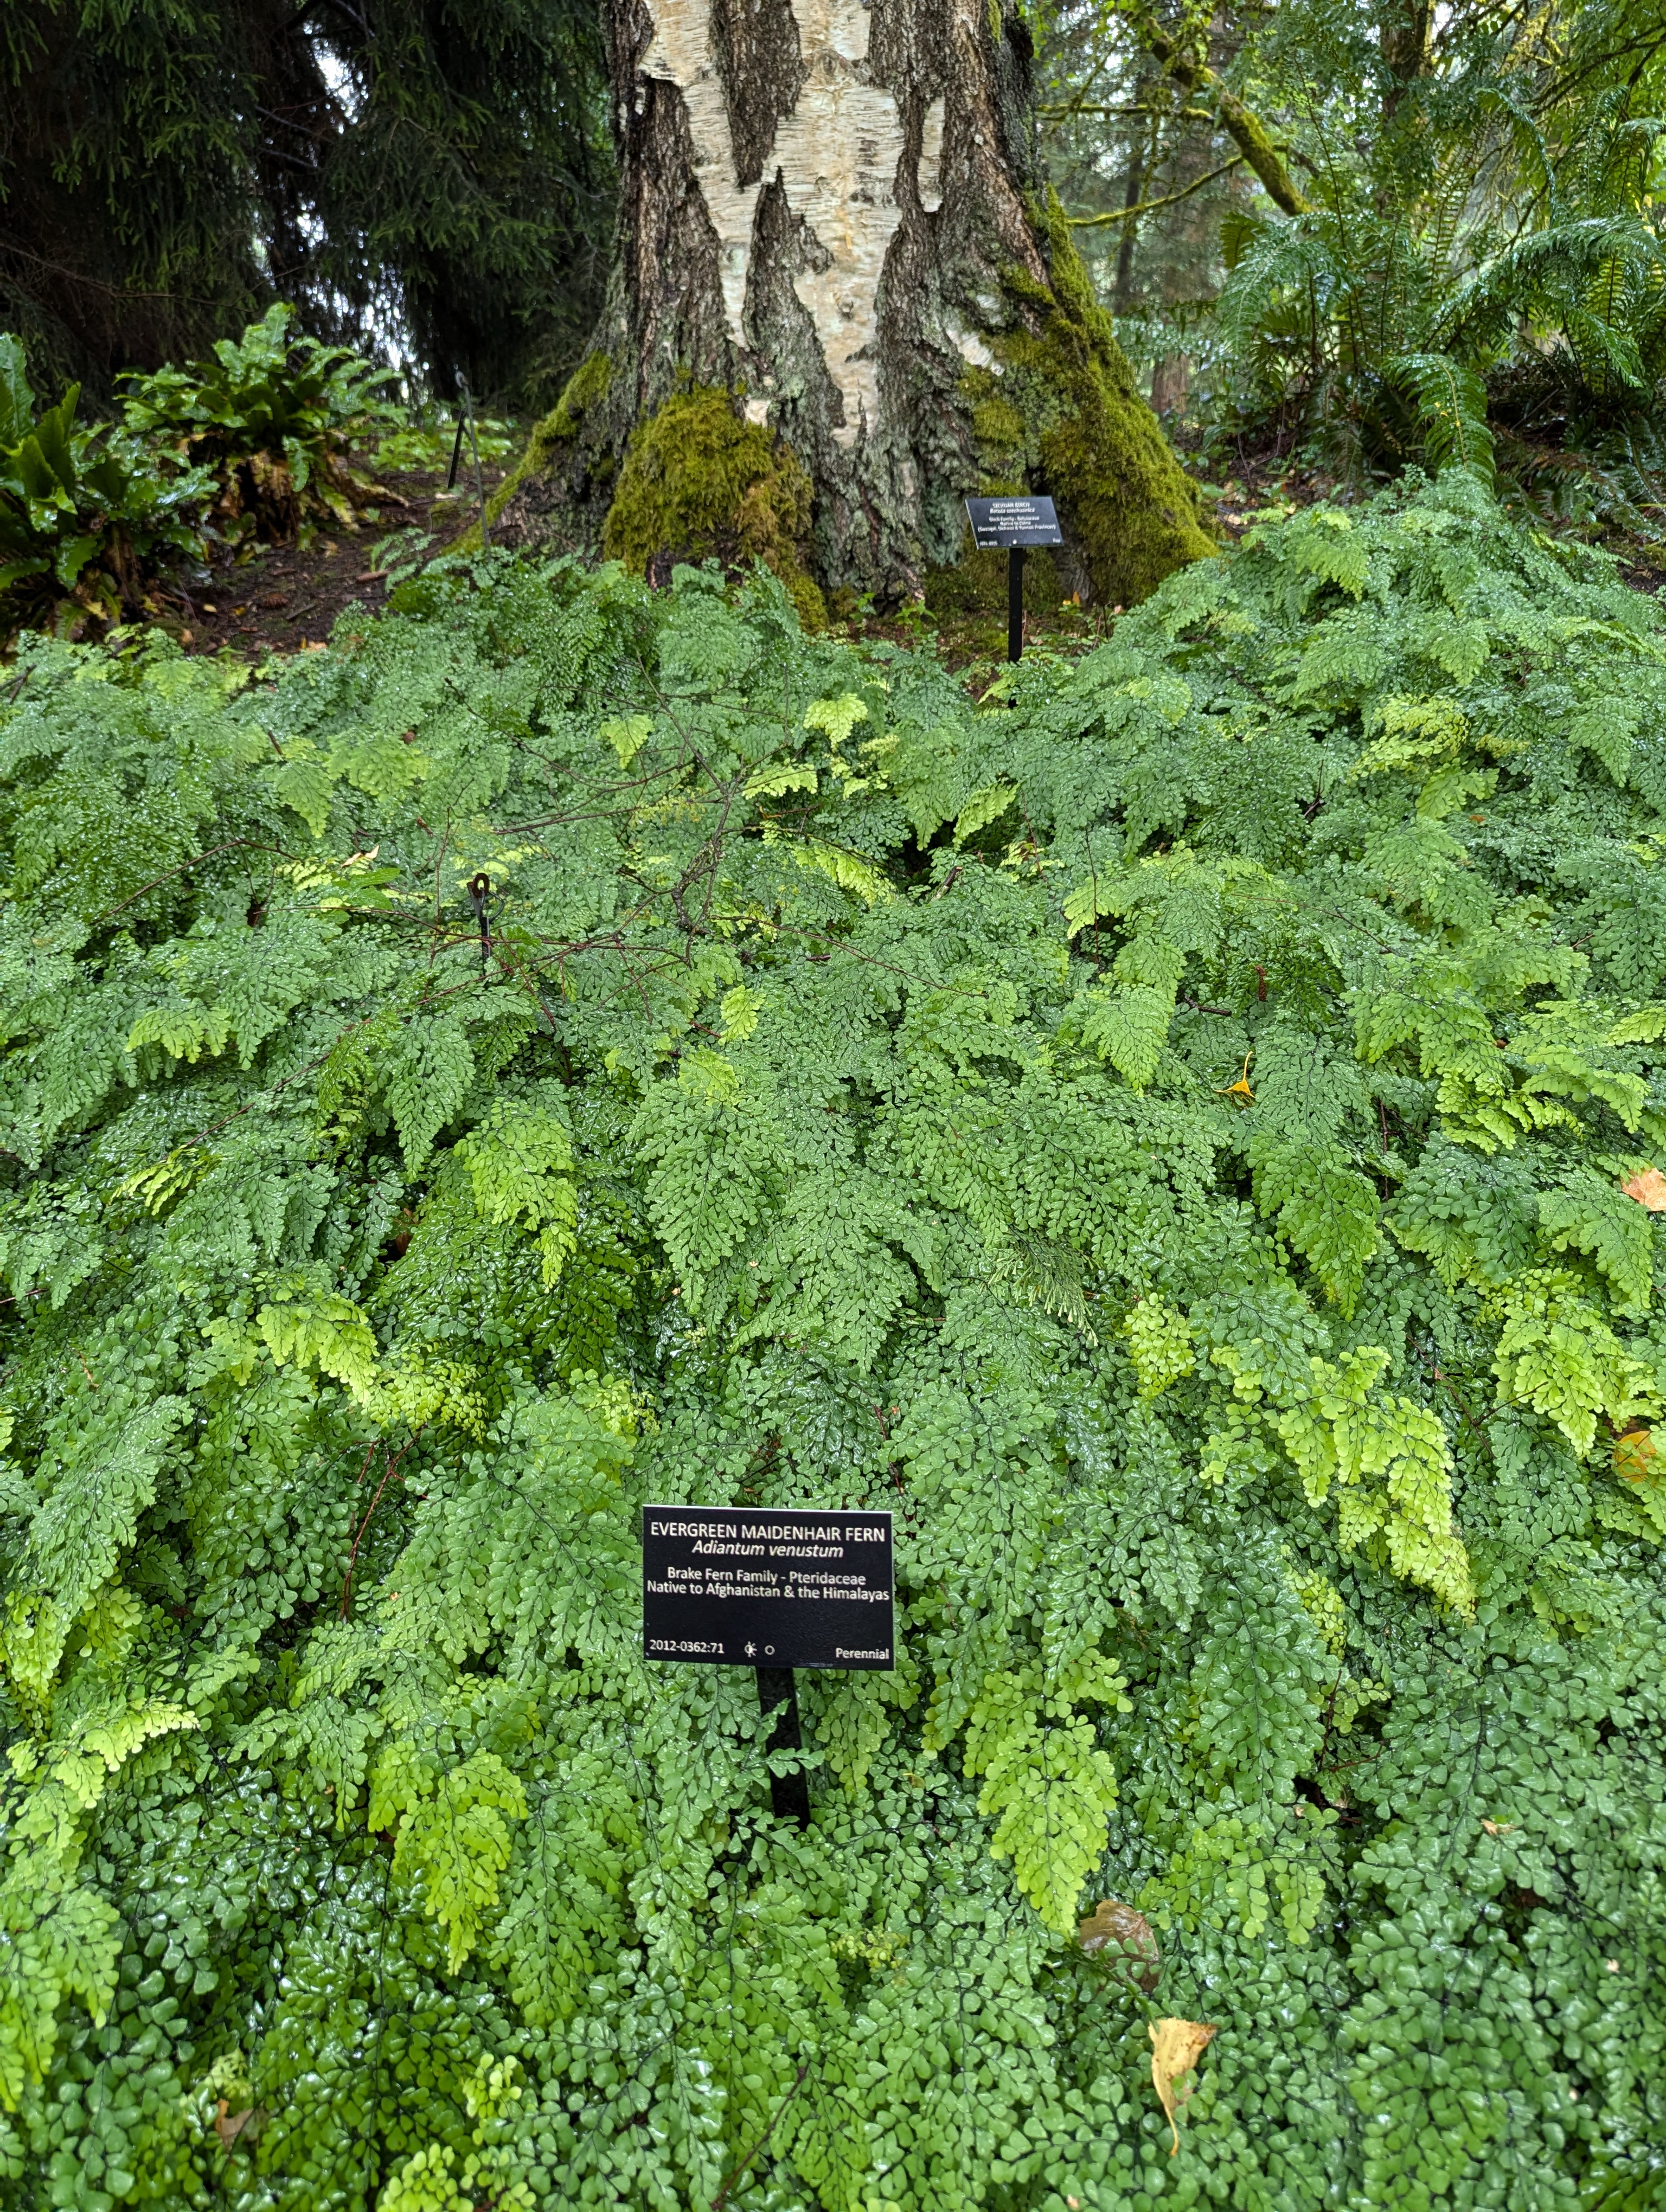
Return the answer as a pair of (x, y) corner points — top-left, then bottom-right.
(1, 484), (1665, 2204)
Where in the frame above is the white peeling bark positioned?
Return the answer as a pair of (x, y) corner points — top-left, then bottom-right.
(495, 0), (1216, 606)
(638, 0), (762, 344)
(492, 0), (1053, 594)
(643, 0), (908, 449)
(919, 95), (946, 213)
(760, 2), (906, 450)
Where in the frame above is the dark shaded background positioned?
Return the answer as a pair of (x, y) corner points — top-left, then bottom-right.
(1, 0), (614, 408)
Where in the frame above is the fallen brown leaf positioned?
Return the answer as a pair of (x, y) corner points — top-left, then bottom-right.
(213, 2099), (265, 2150)
(1622, 1167), (1666, 1211)
(1078, 1900), (1161, 1993)
(1481, 1819), (1515, 1836)
(1150, 2017), (1215, 2155)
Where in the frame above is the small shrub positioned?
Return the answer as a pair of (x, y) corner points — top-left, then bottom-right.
(121, 303), (402, 544)
(0, 336), (208, 640)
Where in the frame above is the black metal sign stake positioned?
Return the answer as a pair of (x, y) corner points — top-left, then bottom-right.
(641, 1504), (895, 1829)
(965, 495), (1065, 670)
(755, 1667), (811, 1828)
(451, 376), (490, 548)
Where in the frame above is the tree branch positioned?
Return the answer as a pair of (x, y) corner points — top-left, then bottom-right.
(1113, 3), (1311, 215)
(1066, 153), (1244, 226)
(1039, 101), (1216, 124)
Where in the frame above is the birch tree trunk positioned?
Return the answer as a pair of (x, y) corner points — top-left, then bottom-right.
(491, 0), (1215, 607)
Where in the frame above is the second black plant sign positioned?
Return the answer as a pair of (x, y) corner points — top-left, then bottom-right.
(642, 1506), (894, 1670)
(965, 494), (1064, 665)
(642, 1506), (895, 1829)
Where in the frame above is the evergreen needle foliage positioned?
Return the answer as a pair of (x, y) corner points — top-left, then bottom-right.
(1, 0), (613, 409)
(0, 474), (1665, 2203)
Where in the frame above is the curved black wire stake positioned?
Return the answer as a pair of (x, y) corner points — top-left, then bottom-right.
(446, 410), (466, 492)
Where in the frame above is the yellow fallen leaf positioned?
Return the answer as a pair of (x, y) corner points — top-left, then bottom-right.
(1622, 1167), (1666, 1211)
(1215, 1051), (1255, 1108)
(1615, 1427), (1658, 1486)
(1481, 1819), (1514, 1835)
(1150, 2017), (1215, 2155)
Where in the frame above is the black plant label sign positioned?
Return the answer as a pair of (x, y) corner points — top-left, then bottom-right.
(642, 1506), (894, 1669)
(964, 495), (1064, 548)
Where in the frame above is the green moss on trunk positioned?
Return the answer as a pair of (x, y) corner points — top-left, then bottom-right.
(600, 389), (826, 625)
(964, 194), (1216, 608)
(454, 351), (614, 552)
(472, 212), (1208, 616)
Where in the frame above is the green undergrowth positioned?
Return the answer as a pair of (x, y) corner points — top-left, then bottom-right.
(0, 473), (1664, 2204)
(924, 539), (1065, 620)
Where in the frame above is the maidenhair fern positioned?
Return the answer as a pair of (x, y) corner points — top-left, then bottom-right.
(0, 475), (1663, 2205)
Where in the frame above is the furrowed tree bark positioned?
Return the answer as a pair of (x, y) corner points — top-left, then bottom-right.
(1380, 0), (1430, 121)
(490, 0), (1215, 607)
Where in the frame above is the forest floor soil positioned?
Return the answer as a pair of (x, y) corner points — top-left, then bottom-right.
(148, 460), (508, 662)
